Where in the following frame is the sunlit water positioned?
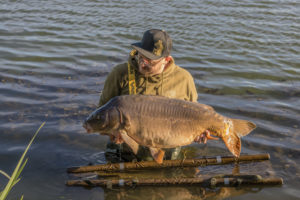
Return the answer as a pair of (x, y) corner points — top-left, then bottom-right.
(0, 0), (299, 199)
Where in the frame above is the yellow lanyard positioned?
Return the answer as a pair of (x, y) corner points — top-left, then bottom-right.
(127, 62), (136, 95)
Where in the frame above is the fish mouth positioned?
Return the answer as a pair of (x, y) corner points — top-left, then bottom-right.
(83, 122), (93, 133)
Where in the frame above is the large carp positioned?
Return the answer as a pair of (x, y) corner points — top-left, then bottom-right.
(83, 95), (256, 163)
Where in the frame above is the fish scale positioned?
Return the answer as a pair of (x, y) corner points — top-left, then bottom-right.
(124, 96), (197, 120)
(115, 95), (220, 147)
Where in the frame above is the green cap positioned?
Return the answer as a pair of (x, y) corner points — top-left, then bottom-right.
(131, 29), (172, 60)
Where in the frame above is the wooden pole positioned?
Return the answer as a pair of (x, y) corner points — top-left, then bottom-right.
(67, 154), (270, 173)
(66, 176), (283, 188)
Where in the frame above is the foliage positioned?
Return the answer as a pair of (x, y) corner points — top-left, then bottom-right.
(0, 122), (45, 200)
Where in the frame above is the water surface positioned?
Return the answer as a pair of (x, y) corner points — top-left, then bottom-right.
(0, 0), (299, 199)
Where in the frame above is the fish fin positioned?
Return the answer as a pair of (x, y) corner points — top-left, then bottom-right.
(231, 119), (256, 137)
(122, 113), (132, 131)
(119, 131), (139, 154)
(222, 133), (241, 157)
(149, 148), (165, 164)
(222, 119), (255, 157)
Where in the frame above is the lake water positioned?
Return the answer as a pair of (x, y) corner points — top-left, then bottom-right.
(0, 0), (299, 199)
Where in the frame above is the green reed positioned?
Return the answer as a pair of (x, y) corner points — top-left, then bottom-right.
(0, 122), (45, 200)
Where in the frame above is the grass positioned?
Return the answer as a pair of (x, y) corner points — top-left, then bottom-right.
(0, 122), (45, 200)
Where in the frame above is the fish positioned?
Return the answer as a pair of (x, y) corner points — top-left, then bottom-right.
(83, 95), (256, 163)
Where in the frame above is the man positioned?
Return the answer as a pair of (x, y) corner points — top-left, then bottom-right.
(99, 29), (206, 162)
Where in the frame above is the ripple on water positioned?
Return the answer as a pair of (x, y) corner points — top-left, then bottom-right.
(0, 0), (300, 199)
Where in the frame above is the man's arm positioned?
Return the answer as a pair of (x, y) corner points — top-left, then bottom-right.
(98, 65), (124, 107)
(189, 78), (198, 102)
(186, 71), (198, 102)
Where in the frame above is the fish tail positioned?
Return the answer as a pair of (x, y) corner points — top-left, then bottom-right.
(231, 119), (256, 137)
(222, 119), (256, 157)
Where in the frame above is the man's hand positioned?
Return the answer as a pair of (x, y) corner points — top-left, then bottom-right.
(109, 131), (124, 144)
(194, 130), (219, 144)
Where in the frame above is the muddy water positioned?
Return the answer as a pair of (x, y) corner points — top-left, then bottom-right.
(0, 0), (299, 199)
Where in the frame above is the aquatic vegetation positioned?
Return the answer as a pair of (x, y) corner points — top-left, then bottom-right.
(0, 122), (45, 200)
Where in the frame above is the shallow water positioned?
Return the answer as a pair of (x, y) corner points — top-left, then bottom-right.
(0, 0), (299, 199)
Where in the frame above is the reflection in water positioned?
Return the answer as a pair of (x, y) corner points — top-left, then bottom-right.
(104, 186), (263, 200)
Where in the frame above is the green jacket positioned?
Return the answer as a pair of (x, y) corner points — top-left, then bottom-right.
(99, 50), (197, 106)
